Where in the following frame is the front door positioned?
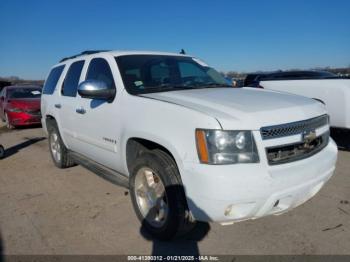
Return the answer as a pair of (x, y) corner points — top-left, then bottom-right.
(72, 57), (121, 170)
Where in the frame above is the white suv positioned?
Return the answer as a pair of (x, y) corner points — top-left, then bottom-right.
(41, 50), (338, 239)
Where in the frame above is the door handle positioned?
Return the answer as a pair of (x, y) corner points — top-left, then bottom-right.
(76, 107), (86, 114)
(54, 104), (61, 109)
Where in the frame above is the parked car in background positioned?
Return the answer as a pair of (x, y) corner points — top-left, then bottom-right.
(0, 80), (11, 92)
(244, 71), (350, 148)
(0, 85), (42, 129)
(225, 77), (244, 87)
(41, 50), (337, 239)
(244, 70), (342, 87)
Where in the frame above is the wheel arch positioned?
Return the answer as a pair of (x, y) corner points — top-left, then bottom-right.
(125, 137), (180, 176)
(44, 114), (70, 148)
(43, 114), (56, 133)
(45, 114), (56, 122)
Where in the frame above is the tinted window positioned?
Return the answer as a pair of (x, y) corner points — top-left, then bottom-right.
(179, 62), (207, 78)
(43, 65), (65, 95)
(86, 58), (115, 89)
(116, 55), (228, 95)
(150, 62), (171, 81)
(8, 88), (42, 99)
(62, 60), (84, 97)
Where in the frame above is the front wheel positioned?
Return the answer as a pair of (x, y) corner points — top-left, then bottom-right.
(129, 150), (191, 240)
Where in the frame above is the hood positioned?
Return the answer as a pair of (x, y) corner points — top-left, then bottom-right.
(7, 98), (41, 110)
(141, 88), (327, 130)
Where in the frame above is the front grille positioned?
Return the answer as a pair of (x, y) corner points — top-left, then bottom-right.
(260, 115), (329, 140)
(266, 132), (329, 165)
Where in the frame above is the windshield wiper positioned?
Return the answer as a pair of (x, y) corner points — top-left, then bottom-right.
(138, 84), (198, 93)
(134, 83), (231, 95)
(197, 83), (232, 88)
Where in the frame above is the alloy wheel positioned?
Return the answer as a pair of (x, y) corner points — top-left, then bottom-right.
(134, 167), (168, 228)
(50, 132), (61, 163)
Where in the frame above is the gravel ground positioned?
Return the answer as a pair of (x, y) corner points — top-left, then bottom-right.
(0, 125), (349, 255)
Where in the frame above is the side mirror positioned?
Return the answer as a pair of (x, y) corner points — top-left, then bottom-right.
(78, 80), (115, 101)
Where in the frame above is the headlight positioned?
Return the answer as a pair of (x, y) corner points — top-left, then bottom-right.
(7, 108), (23, 113)
(195, 129), (259, 164)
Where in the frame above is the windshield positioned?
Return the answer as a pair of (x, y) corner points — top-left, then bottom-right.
(115, 55), (230, 94)
(8, 87), (42, 99)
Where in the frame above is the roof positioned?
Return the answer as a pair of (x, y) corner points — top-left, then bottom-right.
(59, 50), (190, 63)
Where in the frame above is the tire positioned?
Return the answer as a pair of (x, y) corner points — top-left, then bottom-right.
(4, 112), (14, 129)
(129, 149), (191, 240)
(47, 120), (75, 168)
(0, 145), (4, 159)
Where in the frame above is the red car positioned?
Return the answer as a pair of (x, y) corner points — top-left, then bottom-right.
(0, 85), (42, 129)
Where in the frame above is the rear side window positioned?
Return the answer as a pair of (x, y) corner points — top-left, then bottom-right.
(62, 61), (84, 97)
(43, 65), (65, 95)
(86, 58), (115, 90)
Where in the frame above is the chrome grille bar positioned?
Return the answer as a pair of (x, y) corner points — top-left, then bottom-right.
(260, 115), (329, 140)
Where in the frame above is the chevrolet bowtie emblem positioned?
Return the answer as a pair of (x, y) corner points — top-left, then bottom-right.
(302, 130), (317, 144)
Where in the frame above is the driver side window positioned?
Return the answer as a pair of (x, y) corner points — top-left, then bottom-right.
(86, 58), (116, 90)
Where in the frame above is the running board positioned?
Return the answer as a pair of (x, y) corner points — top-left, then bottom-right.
(68, 151), (129, 189)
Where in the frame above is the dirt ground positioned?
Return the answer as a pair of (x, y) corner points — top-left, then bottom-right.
(0, 125), (349, 255)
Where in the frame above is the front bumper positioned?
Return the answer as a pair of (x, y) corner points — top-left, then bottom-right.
(181, 138), (337, 223)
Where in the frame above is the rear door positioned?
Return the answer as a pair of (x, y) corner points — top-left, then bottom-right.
(57, 60), (85, 151)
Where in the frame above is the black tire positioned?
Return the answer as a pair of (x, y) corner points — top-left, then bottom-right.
(129, 149), (191, 240)
(47, 120), (75, 168)
(0, 145), (4, 159)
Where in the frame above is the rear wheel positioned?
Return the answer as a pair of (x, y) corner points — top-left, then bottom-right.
(129, 149), (192, 240)
(47, 120), (75, 168)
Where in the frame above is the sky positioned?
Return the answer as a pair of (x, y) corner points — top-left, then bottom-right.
(0, 0), (349, 80)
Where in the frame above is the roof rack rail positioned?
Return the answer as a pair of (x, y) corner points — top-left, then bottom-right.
(59, 50), (110, 63)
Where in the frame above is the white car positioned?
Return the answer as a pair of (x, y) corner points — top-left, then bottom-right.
(244, 71), (350, 147)
(41, 51), (338, 239)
